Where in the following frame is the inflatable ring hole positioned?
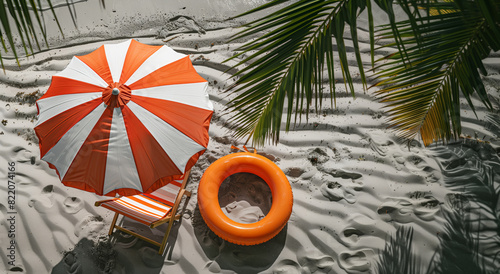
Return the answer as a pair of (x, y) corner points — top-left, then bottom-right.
(218, 172), (272, 224)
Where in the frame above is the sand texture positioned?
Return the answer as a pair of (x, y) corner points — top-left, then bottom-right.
(1, 1), (500, 273)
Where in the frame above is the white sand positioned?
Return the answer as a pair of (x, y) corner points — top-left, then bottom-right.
(1, 1), (500, 273)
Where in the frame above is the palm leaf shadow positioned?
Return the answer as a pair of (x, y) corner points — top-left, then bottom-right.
(428, 141), (500, 273)
(375, 140), (500, 274)
(376, 225), (422, 274)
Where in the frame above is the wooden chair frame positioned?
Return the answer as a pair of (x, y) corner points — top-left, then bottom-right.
(95, 171), (191, 255)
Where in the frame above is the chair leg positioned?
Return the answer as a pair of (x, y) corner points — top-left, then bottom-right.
(109, 212), (119, 235)
(158, 217), (176, 255)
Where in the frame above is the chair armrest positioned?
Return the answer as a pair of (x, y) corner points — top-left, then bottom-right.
(95, 198), (119, 207)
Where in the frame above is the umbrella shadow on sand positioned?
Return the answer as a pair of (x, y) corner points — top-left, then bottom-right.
(51, 211), (186, 274)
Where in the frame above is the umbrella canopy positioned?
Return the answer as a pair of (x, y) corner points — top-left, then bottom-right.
(34, 39), (213, 196)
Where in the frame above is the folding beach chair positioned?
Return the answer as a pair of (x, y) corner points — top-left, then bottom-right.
(95, 171), (191, 255)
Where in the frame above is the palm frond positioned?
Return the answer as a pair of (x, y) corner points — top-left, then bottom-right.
(373, 0), (500, 145)
(225, 0), (373, 146)
(45, 0), (67, 37)
(0, 0), (70, 69)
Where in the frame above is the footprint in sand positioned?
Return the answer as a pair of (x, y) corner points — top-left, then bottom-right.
(274, 252), (337, 273)
(63, 197), (84, 214)
(52, 238), (103, 274)
(75, 216), (106, 241)
(338, 249), (376, 273)
(392, 153), (442, 183)
(307, 148), (330, 165)
(318, 170), (363, 204)
(338, 213), (394, 273)
(28, 185), (55, 213)
(273, 260), (301, 274)
(285, 167), (306, 178)
(318, 166), (363, 180)
(377, 193), (440, 223)
(339, 214), (390, 247)
(61, 251), (81, 274)
(316, 164), (363, 204)
(337, 213), (392, 273)
(11, 146), (37, 165)
(298, 252), (336, 273)
(320, 180), (361, 204)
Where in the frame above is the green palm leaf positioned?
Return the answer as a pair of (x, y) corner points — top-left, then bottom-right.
(225, 0), (499, 146)
(373, 0), (500, 145)
(0, 0), (70, 69)
(225, 0), (373, 146)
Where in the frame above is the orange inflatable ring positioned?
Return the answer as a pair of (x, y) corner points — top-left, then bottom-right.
(197, 152), (293, 245)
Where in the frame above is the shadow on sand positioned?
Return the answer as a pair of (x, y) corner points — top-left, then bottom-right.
(51, 217), (185, 274)
(193, 204), (287, 273)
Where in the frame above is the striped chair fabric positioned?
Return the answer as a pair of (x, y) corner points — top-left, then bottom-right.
(100, 180), (182, 225)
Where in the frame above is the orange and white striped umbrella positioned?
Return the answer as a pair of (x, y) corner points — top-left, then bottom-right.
(34, 39), (213, 196)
